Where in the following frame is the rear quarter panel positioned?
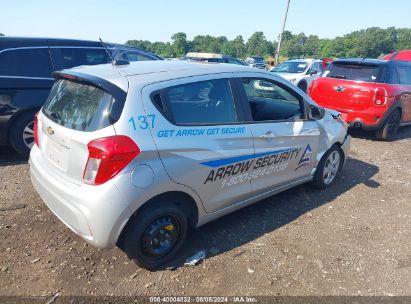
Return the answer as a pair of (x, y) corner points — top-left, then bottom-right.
(112, 79), (207, 220)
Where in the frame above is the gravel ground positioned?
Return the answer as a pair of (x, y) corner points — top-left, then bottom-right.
(0, 128), (410, 297)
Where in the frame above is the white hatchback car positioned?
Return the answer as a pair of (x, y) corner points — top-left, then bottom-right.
(271, 59), (324, 93)
(30, 60), (351, 269)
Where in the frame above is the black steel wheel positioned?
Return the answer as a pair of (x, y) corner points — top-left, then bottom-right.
(124, 203), (188, 270)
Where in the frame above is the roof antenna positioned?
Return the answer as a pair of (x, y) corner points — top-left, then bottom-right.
(99, 37), (129, 66)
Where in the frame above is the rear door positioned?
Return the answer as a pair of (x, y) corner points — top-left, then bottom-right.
(141, 74), (254, 213)
(49, 47), (110, 70)
(236, 74), (321, 195)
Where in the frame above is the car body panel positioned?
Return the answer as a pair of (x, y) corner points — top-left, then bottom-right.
(308, 59), (411, 129)
(30, 60), (350, 248)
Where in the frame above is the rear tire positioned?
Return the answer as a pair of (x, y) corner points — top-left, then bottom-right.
(297, 81), (307, 93)
(311, 145), (343, 189)
(375, 109), (401, 141)
(124, 203), (188, 270)
(9, 111), (37, 158)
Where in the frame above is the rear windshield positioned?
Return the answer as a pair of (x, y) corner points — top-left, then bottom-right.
(325, 63), (381, 82)
(42, 79), (114, 131)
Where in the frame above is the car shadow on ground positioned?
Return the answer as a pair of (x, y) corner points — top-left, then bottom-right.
(166, 157), (380, 269)
(0, 146), (26, 166)
(348, 125), (411, 141)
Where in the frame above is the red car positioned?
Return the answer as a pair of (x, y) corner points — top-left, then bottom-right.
(383, 50), (411, 62)
(308, 58), (411, 140)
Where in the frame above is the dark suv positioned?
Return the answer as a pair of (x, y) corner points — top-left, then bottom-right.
(0, 37), (162, 156)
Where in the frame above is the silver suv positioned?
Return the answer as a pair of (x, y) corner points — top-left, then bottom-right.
(271, 59), (323, 93)
(30, 61), (351, 269)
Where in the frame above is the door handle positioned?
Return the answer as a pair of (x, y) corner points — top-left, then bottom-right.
(259, 131), (277, 141)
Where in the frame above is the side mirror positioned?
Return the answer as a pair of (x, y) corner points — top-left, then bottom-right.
(309, 105), (325, 120)
(309, 70), (318, 75)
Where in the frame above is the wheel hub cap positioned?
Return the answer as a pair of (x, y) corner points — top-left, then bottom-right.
(323, 151), (340, 185)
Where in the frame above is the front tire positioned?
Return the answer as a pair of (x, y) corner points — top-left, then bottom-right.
(312, 146), (343, 189)
(9, 111), (37, 158)
(375, 109), (401, 141)
(124, 203), (188, 270)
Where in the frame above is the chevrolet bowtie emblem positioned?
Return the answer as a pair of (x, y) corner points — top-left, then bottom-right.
(333, 86), (347, 92)
(47, 126), (54, 135)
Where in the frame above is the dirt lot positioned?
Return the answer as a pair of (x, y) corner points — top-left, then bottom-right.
(0, 128), (410, 298)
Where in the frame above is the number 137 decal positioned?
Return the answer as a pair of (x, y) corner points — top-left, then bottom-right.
(128, 114), (156, 130)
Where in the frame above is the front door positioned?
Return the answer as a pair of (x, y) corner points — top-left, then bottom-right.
(237, 76), (321, 195)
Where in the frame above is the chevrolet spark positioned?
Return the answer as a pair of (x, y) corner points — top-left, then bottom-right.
(30, 61), (351, 269)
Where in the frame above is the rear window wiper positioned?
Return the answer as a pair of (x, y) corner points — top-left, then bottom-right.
(44, 109), (62, 123)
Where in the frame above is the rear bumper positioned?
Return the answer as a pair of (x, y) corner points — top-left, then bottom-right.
(324, 107), (388, 131)
(29, 145), (132, 248)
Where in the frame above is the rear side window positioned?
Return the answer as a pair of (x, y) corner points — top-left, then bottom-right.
(326, 63), (380, 82)
(160, 79), (237, 125)
(42, 79), (114, 131)
(397, 66), (411, 85)
(50, 48), (109, 70)
(0, 48), (53, 77)
(384, 66), (399, 84)
(115, 50), (155, 62)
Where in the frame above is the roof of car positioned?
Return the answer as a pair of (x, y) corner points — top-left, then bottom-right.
(72, 60), (252, 76)
(64, 60), (263, 90)
(0, 36), (159, 57)
(0, 36), (105, 48)
(333, 58), (389, 65)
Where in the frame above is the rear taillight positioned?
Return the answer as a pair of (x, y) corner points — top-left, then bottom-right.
(373, 87), (388, 106)
(33, 112), (39, 147)
(83, 135), (140, 185)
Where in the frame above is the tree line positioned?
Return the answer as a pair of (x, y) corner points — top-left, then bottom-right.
(126, 27), (411, 60)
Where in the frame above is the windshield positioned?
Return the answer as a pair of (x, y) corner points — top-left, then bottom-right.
(251, 57), (265, 62)
(324, 63), (380, 82)
(272, 62), (309, 73)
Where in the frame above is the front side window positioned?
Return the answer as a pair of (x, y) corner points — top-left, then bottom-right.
(51, 48), (110, 70)
(0, 48), (53, 77)
(309, 62), (322, 74)
(161, 79), (237, 125)
(241, 78), (302, 122)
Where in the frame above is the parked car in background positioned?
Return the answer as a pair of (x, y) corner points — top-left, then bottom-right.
(271, 59), (323, 93)
(308, 58), (411, 140)
(0, 37), (162, 156)
(184, 52), (246, 65)
(383, 50), (411, 62)
(245, 56), (267, 69)
(30, 60), (350, 269)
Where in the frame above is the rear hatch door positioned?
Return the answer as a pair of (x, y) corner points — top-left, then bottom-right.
(39, 73), (127, 185)
(310, 61), (382, 111)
